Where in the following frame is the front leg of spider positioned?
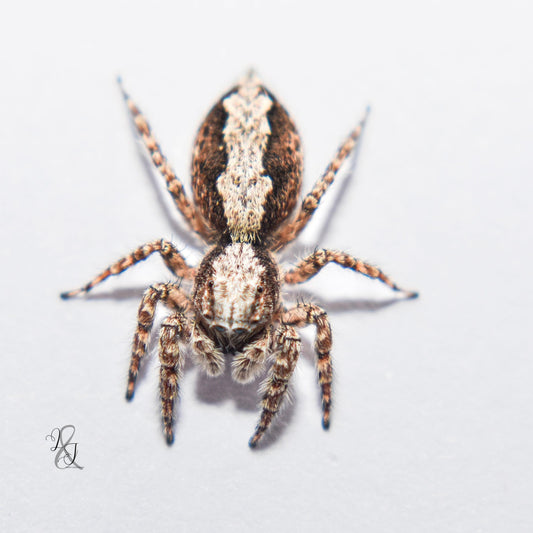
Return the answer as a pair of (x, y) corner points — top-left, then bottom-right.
(62, 71), (417, 447)
(158, 312), (191, 444)
(127, 283), (191, 400)
(249, 324), (301, 448)
(282, 303), (333, 430)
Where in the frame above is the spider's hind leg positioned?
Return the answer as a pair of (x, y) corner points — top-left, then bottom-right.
(118, 78), (211, 240)
(272, 109), (369, 250)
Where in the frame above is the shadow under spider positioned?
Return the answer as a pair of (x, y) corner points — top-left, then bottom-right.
(83, 284), (396, 448)
(194, 354), (263, 412)
(85, 285), (406, 314)
(84, 286), (147, 301)
(193, 356), (297, 450)
(284, 288), (407, 313)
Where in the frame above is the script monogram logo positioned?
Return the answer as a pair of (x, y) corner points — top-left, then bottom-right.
(46, 425), (84, 470)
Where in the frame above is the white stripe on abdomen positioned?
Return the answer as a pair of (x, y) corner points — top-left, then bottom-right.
(217, 73), (273, 241)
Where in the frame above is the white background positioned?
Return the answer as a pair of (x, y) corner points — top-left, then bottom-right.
(2, 1), (532, 531)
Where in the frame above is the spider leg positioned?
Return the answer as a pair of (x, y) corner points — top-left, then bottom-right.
(118, 78), (210, 240)
(127, 283), (190, 400)
(158, 311), (191, 444)
(272, 109), (369, 249)
(232, 329), (271, 383)
(249, 324), (301, 448)
(191, 321), (225, 377)
(282, 303), (333, 429)
(61, 239), (195, 298)
(284, 248), (418, 298)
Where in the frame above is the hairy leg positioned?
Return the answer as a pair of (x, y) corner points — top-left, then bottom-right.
(249, 324), (301, 448)
(232, 330), (271, 383)
(118, 79), (210, 240)
(282, 303), (333, 429)
(158, 311), (191, 444)
(61, 239), (195, 298)
(127, 283), (190, 400)
(272, 109), (369, 249)
(284, 248), (418, 298)
(191, 321), (225, 377)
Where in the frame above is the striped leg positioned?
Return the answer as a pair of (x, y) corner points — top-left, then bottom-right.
(127, 283), (190, 400)
(284, 249), (418, 298)
(118, 79), (210, 239)
(61, 239), (195, 298)
(282, 303), (333, 429)
(272, 109), (369, 249)
(158, 312), (191, 444)
(249, 325), (301, 448)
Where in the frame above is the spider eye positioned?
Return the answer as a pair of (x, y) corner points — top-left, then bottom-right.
(207, 280), (214, 289)
(257, 286), (264, 294)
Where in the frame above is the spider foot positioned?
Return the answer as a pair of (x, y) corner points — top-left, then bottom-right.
(60, 288), (87, 299)
(322, 410), (331, 430)
(248, 431), (263, 449)
(164, 427), (174, 445)
(125, 379), (136, 401)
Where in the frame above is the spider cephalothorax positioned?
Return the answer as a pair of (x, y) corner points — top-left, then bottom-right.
(62, 71), (417, 447)
(193, 242), (280, 353)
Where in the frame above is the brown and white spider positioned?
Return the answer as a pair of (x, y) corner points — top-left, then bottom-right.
(62, 71), (417, 447)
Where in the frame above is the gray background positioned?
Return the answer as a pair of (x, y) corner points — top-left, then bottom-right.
(2, 1), (532, 531)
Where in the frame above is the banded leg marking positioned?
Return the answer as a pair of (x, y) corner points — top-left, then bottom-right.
(273, 110), (369, 249)
(283, 303), (333, 429)
(249, 325), (301, 448)
(61, 239), (195, 299)
(127, 283), (189, 400)
(284, 249), (418, 298)
(118, 79), (210, 239)
(158, 312), (191, 444)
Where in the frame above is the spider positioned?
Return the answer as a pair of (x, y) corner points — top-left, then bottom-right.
(61, 71), (417, 448)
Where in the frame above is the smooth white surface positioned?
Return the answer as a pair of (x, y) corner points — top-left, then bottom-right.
(2, 1), (532, 531)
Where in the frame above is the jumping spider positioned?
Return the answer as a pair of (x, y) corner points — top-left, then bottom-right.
(62, 71), (417, 447)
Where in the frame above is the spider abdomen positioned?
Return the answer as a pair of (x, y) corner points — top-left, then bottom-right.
(192, 72), (303, 243)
